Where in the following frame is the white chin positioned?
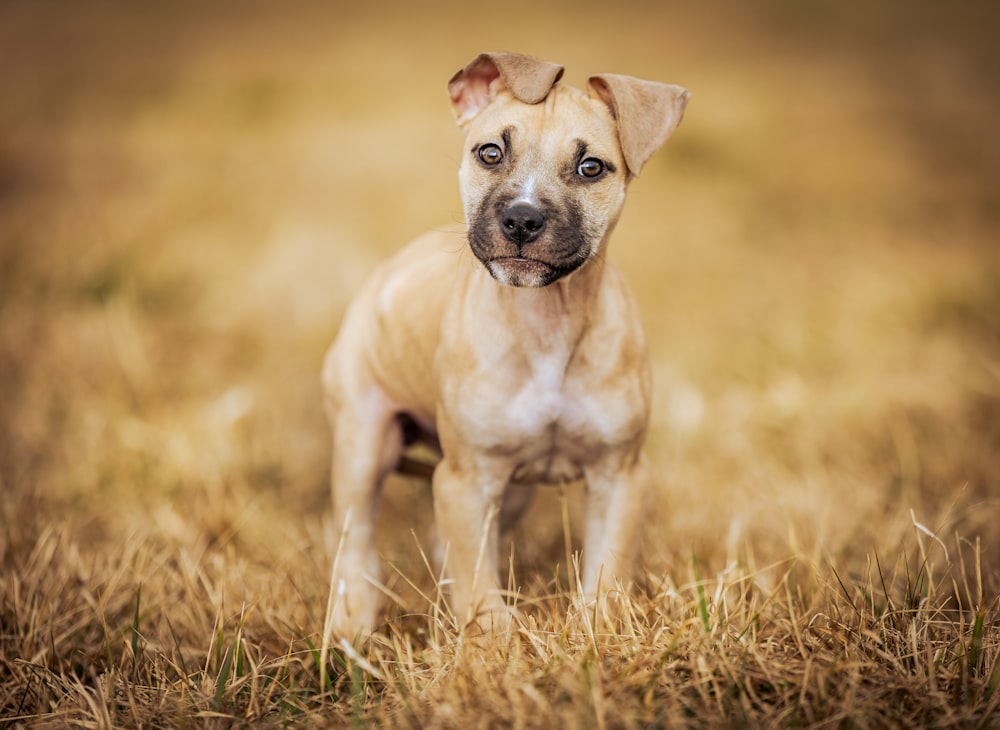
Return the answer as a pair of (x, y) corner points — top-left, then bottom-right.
(484, 258), (556, 288)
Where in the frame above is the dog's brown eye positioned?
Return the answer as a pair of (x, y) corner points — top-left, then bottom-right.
(478, 144), (504, 166)
(577, 158), (605, 178)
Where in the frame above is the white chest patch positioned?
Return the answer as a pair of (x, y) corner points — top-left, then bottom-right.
(494, 351), (596, 483)
(505, 351), (567, 429)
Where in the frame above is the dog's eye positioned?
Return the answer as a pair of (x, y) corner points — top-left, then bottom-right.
(478, 144), (504, 166)
(577, 158), (605, 178)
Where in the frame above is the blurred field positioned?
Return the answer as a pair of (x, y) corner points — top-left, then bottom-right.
(1, 0), (998, 726)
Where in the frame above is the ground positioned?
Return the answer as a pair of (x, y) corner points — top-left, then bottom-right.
(1, 0), (998, 726)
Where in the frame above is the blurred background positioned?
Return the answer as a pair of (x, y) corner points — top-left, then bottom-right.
(1, 0), (997, 600)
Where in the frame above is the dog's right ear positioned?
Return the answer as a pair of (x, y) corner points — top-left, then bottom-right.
(448, 52), (564, 126)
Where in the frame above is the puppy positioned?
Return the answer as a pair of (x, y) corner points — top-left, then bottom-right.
(322, 52), (688, 635)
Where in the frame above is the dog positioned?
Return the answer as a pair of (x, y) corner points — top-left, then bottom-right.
(322, 52), (688, 636)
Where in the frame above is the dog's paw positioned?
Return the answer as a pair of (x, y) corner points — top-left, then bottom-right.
(568, 586), (635, 630)
(460, 593), (520, 636)
(325, 575), (381, 641)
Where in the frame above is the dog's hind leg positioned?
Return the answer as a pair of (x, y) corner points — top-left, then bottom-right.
(499, 483), (536, 532)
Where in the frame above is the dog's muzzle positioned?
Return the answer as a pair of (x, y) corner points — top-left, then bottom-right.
(468, 193), (591, 288)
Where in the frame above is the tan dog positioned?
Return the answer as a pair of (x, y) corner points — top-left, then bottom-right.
(322, 52), (688, 636)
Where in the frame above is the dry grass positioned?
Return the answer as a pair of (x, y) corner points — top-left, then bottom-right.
(2, 0), (999, 726)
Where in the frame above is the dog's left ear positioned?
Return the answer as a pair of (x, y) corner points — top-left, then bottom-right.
(449, 52), (565, 126)
(588, 74), (690, 178)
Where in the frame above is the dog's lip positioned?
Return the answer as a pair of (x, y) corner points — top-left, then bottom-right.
(493, 256), (539, 263)
(488, 256), (552, 270)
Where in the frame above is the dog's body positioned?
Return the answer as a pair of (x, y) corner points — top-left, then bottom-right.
(322, 53), (688, 636)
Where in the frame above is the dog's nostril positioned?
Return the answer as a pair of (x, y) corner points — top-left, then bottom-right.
(501, 204), (546, 243)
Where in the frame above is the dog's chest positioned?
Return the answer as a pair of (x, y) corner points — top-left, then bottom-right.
(436, 278), (647, 483)
(507, 351), (570, 430)
(482, 349), (615, 482)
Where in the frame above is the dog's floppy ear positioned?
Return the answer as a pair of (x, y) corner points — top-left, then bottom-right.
(588, 74), (690, 178)
(449, 52), (564, 125)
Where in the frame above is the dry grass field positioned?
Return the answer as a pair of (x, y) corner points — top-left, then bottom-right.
(2, 0), (999, 726)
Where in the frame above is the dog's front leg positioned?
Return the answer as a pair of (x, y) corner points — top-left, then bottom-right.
(581, 452), (649, 608)
(326, 400), (402, 638)
(432, 457), (511, 630)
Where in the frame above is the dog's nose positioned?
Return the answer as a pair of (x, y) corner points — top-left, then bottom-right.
(501, 204), (546, 246)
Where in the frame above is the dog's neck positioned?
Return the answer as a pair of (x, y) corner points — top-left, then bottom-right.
(486, 255), (606, 356)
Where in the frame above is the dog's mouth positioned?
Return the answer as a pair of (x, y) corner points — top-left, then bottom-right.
(483, 256), (567, 288)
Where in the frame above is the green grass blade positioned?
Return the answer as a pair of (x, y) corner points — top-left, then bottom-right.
(214, 645), (233, 710)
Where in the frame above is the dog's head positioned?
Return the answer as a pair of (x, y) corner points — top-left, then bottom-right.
(448, 52), (689, 288)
